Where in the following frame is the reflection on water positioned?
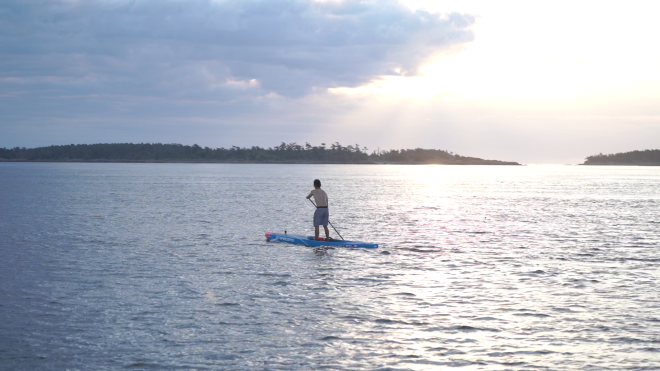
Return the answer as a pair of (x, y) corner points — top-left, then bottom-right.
(0, 163), (659, 370)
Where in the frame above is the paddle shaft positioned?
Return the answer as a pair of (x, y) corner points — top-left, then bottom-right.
(308, 198), (344, 240)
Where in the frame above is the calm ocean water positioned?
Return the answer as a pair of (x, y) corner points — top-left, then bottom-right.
(1, 163), (659, 370)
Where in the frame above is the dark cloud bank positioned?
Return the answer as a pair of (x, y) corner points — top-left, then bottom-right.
(0, 0), (475, 146)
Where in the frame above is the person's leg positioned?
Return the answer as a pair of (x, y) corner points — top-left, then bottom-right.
(313, 209), (321, 239)
(322, 209), (330, 240)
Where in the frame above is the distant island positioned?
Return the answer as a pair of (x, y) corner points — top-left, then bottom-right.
(0, 142), (520, 165)
(582, 149), (660, 165)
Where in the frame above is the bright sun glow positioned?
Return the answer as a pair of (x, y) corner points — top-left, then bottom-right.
(330, 0), (660, 101)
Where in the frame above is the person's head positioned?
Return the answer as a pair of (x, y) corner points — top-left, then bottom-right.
(313, 179), (321, 188)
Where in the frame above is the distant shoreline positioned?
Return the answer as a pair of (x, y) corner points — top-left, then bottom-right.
(0, 159), (520, 165)
(580, 163), (660, 166)
(0, 143), (521, 165)
(581, 149), (660, 166)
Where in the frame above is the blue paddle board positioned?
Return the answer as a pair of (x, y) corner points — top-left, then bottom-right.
(266, 232), (378, 249)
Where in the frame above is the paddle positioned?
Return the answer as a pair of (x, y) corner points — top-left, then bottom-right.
(308, 198), (344, 240)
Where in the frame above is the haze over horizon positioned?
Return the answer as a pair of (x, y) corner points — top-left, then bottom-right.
(2, 0), (659, 164)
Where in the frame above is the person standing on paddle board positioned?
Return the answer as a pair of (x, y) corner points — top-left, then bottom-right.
(306, 179), (330, 241)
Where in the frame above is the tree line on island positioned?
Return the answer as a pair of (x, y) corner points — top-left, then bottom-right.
(582, 149), (660, 165)
(0, 142), (520, 165)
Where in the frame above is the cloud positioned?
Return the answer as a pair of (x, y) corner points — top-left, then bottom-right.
(0, 0), (475, 99)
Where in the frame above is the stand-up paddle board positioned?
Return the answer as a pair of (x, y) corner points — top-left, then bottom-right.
(266, 232), (378, 249)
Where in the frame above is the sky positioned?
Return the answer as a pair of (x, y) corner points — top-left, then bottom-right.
(1, 0), (659, 163)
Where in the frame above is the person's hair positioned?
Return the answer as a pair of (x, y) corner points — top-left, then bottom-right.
(314, 179), (321, 188)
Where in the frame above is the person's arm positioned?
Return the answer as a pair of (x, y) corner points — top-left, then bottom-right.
(306, 190), (313, 199)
